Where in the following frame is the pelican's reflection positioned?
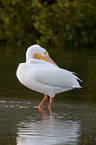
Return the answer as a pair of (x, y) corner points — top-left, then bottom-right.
(17, 108), (80, 145)
(38, 107), (53, 121)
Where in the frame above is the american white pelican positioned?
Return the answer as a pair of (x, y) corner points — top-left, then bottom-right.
(16, 44), (82, 108)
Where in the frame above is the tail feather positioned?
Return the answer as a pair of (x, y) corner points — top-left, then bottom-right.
(72, 73), (83, 82)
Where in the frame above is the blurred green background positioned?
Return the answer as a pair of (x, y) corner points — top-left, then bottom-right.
(0, 0), (96, 49)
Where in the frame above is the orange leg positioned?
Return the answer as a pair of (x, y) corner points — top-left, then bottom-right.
(38, 94), (48, 109)
(48, 97), (54, 108)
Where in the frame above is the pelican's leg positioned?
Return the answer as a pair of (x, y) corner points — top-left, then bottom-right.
(38, 94), (48, 109)
(48, 97), (54, 108)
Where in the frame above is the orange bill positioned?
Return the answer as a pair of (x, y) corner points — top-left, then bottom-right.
(33, 53), (58, 66)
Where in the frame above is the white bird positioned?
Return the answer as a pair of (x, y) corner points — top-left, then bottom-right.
(16, 44), (82, 108)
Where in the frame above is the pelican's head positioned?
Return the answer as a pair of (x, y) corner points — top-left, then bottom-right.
(26, 44), (57, 66)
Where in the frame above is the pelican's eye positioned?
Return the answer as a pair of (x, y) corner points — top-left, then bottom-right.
(44, 51), (48, 56)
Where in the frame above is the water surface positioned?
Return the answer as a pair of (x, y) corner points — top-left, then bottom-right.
(0, 98), (96, 145)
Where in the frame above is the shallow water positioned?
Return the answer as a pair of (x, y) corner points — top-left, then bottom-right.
(0, 44), (96, 145)
(0, 98), (96, 145)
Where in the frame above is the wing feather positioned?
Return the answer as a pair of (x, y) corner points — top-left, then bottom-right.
(32, 68), (81, 88)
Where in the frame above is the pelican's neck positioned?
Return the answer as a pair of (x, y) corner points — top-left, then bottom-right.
(25, 58), (59, 69)
(26, 58), (49, 64)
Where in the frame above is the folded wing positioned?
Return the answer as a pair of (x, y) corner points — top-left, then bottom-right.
(32, 68), (82, 88)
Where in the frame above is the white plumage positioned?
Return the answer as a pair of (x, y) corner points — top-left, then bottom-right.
(16, 44), (82, 108)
